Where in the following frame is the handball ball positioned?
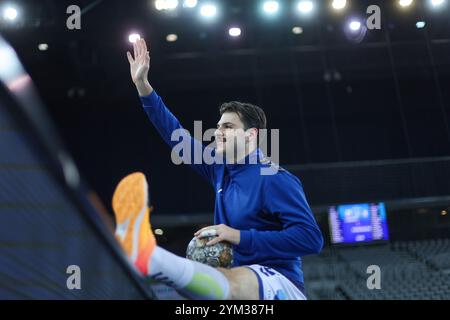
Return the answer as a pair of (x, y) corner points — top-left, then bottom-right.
(186, 236), (233, 268)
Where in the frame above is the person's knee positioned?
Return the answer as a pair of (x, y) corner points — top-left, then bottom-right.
(217, 267), (259, 300)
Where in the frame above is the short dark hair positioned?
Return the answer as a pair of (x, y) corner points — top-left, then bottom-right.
(219, 101), (267, 131)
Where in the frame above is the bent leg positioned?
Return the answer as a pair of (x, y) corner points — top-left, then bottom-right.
(112, 172), (263, 300)
(218, 267), (260, 300)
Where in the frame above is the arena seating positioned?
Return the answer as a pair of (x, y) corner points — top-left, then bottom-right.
(400, 239), (450, 273)
(303, 239), (450, 300)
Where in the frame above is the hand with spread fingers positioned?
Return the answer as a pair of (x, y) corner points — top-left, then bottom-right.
(127, 38), (153, 96)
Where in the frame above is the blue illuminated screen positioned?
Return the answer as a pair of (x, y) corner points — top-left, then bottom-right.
(329, 203), (389, 244)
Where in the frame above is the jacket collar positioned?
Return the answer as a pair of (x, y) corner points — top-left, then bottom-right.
(225, 148), (265, 173)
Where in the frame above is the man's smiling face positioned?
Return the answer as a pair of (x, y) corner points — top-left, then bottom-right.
(214, 112), (247, 156)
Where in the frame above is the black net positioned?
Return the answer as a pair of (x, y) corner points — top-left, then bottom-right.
(0, 36), (154, 299)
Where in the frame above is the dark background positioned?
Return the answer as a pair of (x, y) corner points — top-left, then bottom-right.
(2, 0), (450, 227)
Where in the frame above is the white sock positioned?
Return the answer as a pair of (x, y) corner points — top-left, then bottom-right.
(148, 246), (230, 300)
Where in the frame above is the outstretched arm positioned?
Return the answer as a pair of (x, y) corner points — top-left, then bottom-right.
(127, 39), (216, 184)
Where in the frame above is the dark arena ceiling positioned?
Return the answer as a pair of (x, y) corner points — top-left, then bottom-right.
(1, 0), (450, 215)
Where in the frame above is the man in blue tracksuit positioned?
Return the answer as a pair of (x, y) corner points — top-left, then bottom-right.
(114, 38), (323, 300)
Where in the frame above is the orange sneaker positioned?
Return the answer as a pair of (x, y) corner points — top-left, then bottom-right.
(112, 172), (156, 276)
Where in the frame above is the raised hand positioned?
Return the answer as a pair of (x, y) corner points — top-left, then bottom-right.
(127, 39), (150, 84)
(127, 38), (153, 96)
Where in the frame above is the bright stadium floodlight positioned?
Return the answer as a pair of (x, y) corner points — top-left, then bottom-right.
(263, 1), (280, 14)
(166, 33), (178, 42)
(416, 21), (426, 28)
(155, 0), (164, 10)
(399, 0), (413, 8)
(349, 20), (361, 31)
(344, 17), (367, 43)
(292, 26), (304, 34)
(332, 0), (347, 10)
(155, 0), (179, 11)
(200, 3), (217, 18)
(3, 6), (18, 21)
(430, 0), (446, 8)
(38, 43), (49, 51)
(128, 33), (141, 43)
(297, 0), (314, 14)
(183, 0), (198, 8)
(229, 27), (241, 37)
